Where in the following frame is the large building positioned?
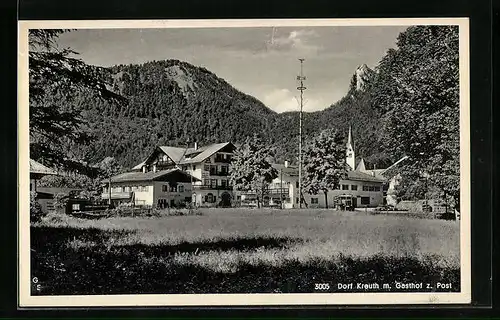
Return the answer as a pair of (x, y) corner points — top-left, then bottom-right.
(102, 168), (198, 207)
(247, 127), (388, 209)
(121, 142), (236, 208)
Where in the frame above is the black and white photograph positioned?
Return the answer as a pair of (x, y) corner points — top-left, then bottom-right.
(18, 19), (470, 306)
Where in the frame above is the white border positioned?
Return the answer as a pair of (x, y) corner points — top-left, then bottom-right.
(18, 18), (471, 307)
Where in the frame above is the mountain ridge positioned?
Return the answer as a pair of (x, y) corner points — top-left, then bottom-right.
(65, 58), (389, 170)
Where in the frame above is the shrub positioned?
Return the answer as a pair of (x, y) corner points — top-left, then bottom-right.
(166, 207), (203, 216)
(106, 206), (162, 218)
(53, 193), (69, 210)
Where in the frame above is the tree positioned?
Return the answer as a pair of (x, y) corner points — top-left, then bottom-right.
(29, 29), (125, 173)
(302, 129), (347, 209)
(230, 135), (278, 208)
(373, 26), (460, 211)
(97, 157), (123, 206)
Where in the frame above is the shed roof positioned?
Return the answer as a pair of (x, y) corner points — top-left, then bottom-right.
(30, 159), (57, 175)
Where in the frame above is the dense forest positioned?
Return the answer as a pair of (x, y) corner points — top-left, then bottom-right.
(60, 59), (389, 170)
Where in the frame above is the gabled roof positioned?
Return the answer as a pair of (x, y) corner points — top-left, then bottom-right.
(180, 142), (235, 164)
(30, 159), (57, 176)
(272, 163), (385, 183)
(356, 158), (366, 171)
(347, 170), (386, 183)
(132, 142), (235, 169)
(105, 168), (200, 184)
(159, 146), (189, 163)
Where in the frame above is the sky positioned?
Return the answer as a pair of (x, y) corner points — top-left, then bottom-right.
(56, 26), (408, 113)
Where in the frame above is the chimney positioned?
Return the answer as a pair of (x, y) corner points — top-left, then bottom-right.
(284, 160), (289, 168)
(194, 142), (198, 150)
(153, 165), (157, 173)
(142, 166), (146, 173)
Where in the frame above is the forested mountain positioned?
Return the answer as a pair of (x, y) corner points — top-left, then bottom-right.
(62, 59), (390, 170)
(68, 59), (278, 168)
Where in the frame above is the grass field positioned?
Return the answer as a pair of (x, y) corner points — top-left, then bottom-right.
(30, 208), (460, 295)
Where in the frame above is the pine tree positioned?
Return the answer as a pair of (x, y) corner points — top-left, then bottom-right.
(230, 135), (278, 208)
(302, 129), (347, 209)
(29, 29), (125, 173)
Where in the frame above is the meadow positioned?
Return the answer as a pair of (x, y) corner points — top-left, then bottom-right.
(30, 208), (460, 295)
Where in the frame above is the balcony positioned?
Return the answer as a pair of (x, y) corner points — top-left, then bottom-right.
(214, 158), (232, 164)
(101, 192), (133, 200)
(193, 185), (233, 191)
(239, 188), (289, 195)
(208, 170), (229, 176)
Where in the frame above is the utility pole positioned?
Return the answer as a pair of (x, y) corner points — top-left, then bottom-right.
(108, 176), (112, 207)
(280, 168), (283, 209)
(297, 58), (306, 209)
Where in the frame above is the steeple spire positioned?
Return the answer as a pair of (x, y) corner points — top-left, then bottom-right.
(346, 126), (356, 170)
(347, 125), (353, 146)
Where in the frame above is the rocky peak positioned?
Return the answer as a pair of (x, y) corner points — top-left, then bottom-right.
(351, 64), (375, 92)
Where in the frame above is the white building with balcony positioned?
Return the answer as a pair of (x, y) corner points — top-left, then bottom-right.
(130, 142), (236, 207)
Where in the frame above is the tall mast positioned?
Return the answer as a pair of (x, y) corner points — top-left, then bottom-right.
(297, 58), (306, 208)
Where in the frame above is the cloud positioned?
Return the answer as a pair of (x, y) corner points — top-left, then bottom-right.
(262, 88), (330, 113)
(263, 29), (321, 56)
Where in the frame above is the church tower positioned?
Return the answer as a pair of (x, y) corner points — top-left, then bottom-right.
(346, 126), (356, 170)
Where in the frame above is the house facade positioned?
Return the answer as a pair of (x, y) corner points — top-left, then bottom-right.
(131, 142), (236, 207)
(238, 127), (386, 209)
(264, 162), (386, 209)
(102, 168), (198, 208)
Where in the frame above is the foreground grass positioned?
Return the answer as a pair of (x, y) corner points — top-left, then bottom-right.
(31, 208), (460, 294)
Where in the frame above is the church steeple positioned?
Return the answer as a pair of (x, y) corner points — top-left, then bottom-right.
(346, 126), (356, 170)
(347, 125), (353, 146)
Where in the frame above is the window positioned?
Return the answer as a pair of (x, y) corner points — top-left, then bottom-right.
(296, 181), (299, 188)
(204, 164), (210, 171)
(162, 185), (168, 192)
(296, 197), (299, 204)
(362, 186), (369, 191)
(221, 179), (227, 187)
(122, 186), (126, 192)
(178, 185), (184, 192)
(361, 197), (370, 205)
(351, 185), (358, 191)
(211, 179), (217, 188)
(203, 179), (210, 186)
(72, 204), (80, 211)
(342, 184), (349, 190)
(205, 193), (214, 203)
(221, 165), (228, 174)
(373, 186), (380, 191)
(311, 198), (318, 204)
(192, 165), (196, 170)
(170, 185), (177, 192)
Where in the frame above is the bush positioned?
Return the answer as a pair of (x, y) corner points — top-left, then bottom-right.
(164, 206), (203, 216)
(106, 206), (162, 218)
(30, 191), (45, 223)
(53, 193), (69, 210)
